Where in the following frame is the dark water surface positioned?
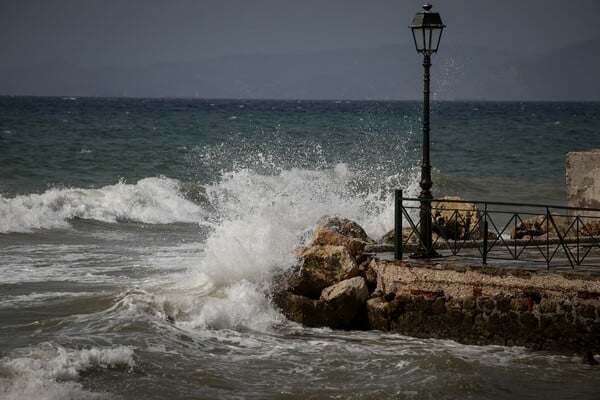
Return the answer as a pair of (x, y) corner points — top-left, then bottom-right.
(1, 98), (599, 399)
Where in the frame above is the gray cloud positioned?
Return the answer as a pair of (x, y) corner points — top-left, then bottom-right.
(1, 0), (599, 99)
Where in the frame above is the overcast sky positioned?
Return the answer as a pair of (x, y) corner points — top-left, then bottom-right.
(1, 0), (600, 69)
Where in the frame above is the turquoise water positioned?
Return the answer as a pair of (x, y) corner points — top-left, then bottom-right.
(1, 97), (599, 399)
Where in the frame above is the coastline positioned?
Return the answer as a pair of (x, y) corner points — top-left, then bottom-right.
(273, 217), (600, 357)
(364, 258), (600, 353)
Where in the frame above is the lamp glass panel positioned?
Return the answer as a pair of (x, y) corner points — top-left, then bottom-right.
(411, 27), (425, 52)
(425, 28), (433, 51)
(430, 28), (442, 52)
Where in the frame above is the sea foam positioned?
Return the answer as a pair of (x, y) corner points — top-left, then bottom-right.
(0, 343), (134, 400)
(164, 164), (419, 332)
(0, 177), (204, 233)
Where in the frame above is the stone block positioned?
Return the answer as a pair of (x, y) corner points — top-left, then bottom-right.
(538, 300), (557, 314)
(431, 298), (447, 315)
(510, 297), (529, 312)
(366, 297), (398, 331)
(566, 150), (600, 211)
(463, 296), (476, 310)
(577, 303), (598, 320)
(496, 296), (511, 313)
(519, 312), (539, 331)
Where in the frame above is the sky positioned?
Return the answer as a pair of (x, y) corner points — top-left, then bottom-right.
(2, 0), (599, 68)
(0, 0), (599, 99)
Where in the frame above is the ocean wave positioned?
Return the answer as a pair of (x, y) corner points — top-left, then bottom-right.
(192, 163), (408, 287)
(177, 280), (287, 332)
(0, 343), (134, 400)
(0, 177), (206, 233)
(148, 163), (420, 332)
(2, 163), (420, 334)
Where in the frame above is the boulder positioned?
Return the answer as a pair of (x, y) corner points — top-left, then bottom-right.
(272, 290), (322, 327)
(320, 276), (368, 327)
(432, 196), (483, 240)
(366, 297), (395, 331)
(379, 227), (427, 245)
(273, 277), (368, 329)
(582, 221), (600, 236)
(311, 216), (374, 257)
(511, 214), (567, 239)
(272, 218), (373, 329)
(379, 197), (483, 244)
(287, 245), (359, 299)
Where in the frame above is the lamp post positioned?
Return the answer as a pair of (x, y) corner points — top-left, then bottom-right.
(409, 2), (445, 258)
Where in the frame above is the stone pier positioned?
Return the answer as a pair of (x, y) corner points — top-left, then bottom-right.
(273, 216), (600, 356)
(365, 259), (600, 353)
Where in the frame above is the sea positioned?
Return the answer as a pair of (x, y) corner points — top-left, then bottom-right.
(1, 97), (599, 399)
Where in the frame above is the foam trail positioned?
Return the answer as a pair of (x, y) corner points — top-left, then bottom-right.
(0, 177), (205, 233)
(0, 343), (134, 400)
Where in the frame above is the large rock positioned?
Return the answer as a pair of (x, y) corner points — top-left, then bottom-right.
(320, 276), (368, 327)
(273, 217), (376, 329)
(582, 221), (600, 236)
(272, 290), (322, 327)
(366, 297), (395, 331)
(287, 245), (359, 299)
(273, 277), (368, 329)
(310, 216), (374, 258)
(432, 196), (483, 240)
(379, 197), (483, 243)
(379, 227), (437, 245)
(511, 214), (567, 239)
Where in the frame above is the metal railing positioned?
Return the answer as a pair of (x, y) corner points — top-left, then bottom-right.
(394, 190), (600, 269)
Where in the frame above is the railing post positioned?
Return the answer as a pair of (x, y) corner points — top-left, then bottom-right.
(395, 189), (403, 260)
(482, 203), (488, 265)
(546, 208), (551, 270)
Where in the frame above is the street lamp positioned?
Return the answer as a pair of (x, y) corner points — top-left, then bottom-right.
(410, 2), (445, 258)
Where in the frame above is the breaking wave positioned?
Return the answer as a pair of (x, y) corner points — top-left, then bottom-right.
(0, 177), (205, 233)
(0, 343), (135, 400)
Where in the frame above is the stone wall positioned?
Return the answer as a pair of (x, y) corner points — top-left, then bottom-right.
(566, 150), (600, 212)
(365, 261), (600, 352)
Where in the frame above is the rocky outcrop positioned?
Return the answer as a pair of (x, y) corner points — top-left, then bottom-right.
(286, 245), (359, 299)
(379, 227), (431, 245)
(273, 275), (368, 329)
(310, 216), (374, 258)
(320, 276), (369, 325)
(432, 196), (483, 240)
(273, 216), (374, 329)
(511, 214), (568, 239)
(582, 221), (600, 236)
(273, 216), (600, 354)
(379, 197), (483, 244)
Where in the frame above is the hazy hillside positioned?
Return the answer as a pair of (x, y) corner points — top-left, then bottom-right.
(1, 39), (599, 100)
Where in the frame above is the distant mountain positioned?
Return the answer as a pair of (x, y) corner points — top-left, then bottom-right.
(522, 38), (600, 101)
(1, 40), (599, 100)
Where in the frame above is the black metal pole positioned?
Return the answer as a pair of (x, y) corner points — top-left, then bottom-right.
(395, 189), (403, 260)
(482, 203), (488, 265)
(411, 53), (438, 259)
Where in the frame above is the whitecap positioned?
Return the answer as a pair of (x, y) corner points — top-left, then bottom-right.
(0, 177), (206, 233)
(0, 343), (134, 400)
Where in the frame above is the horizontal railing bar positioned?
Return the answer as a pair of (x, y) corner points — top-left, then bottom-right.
(368, 235), (600, 252)
(400, 197), (600, 213)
